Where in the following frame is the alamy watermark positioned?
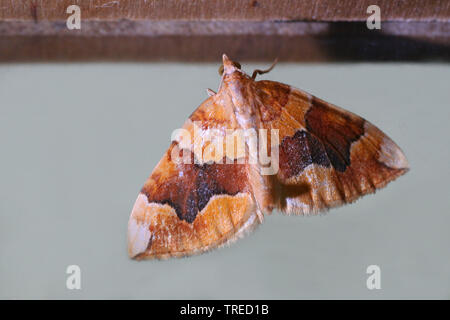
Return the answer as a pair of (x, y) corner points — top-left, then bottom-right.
(171, 121), (279, 175)
(66, 265), (81, 290)
(367, 5), (381, 30)
(66, 5), (81, 30)
(366, 265), (381, 290)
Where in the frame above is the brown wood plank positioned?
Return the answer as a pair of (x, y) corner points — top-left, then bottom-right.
(1, 0), (449, 22)
(1, 21), (448, 62)
(0, 1), (448, 62)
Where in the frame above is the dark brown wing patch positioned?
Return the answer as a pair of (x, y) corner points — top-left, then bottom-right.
(279, 130), (331, 179)
(141, 145), (249, 223)
(305, 96), (365, 172)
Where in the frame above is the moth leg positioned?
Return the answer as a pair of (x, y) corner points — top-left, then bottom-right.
(206, 88), (216, 97)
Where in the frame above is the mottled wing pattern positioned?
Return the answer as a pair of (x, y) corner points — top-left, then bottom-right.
(128, 96), (261, 259)
(256, 80), (409, 214)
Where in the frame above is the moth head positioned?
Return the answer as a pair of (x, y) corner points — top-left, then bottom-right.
(219, 54), (242, 76)
(219, 54), (278, 81)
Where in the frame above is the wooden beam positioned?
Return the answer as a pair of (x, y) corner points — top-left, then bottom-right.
(0, 1), (449, 62)
(1, 0), (449, 21)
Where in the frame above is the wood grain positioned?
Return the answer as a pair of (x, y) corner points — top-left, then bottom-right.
(1, 0), (449, 21)
(0, 1), (448, 62)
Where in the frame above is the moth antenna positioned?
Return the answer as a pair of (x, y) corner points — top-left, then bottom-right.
(206, 88), (216, 97)
(251, 58), (278, 80)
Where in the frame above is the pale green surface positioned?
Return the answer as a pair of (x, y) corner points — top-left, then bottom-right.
(0, 63), (449, 299)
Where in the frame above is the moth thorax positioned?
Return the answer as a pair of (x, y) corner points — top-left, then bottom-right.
(234, 106), (256, 130)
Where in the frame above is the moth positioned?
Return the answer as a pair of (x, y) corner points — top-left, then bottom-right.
(128, 54), (408, 260)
